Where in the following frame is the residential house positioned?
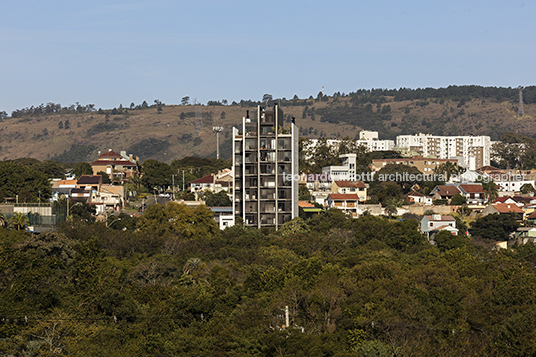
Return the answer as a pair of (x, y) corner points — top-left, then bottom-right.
(77, 175), (102, 192)
(189, 174), (216, 193)
(481, 203), (524, 220)
(405, 190), (432, 205)
(420, 214), (458, 237)
(430, 185), (461, 202)
(458, 184), (486, 204)
(326, 193), (360, 217)
(331, 181), (368, 201)
(90, 149), (138, 183)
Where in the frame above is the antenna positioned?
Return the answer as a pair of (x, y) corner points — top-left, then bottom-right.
(518, 86), (524, 118)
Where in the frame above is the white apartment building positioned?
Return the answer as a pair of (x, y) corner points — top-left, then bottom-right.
(396, 133), (491, 168)
(305, 131), (395, 159)
(322, 154), (357, 181)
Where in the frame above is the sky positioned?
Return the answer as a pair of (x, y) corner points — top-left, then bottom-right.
(1, 0), (535, 114)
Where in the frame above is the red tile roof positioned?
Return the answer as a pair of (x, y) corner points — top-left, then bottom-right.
(406, 190), (425, 197)
(459, 184), (486, 194)
(491, 203), (524, 214)
(434, 185), (461, 197)
(528, 211), (536, 219)
(328, 193), (360, 200)
(98, 150), (122, 158)
(90, 159), (136, 166)
(299, 201), (315, 207)
(189, 174), (214, 184)
(334, 180), (367, 188)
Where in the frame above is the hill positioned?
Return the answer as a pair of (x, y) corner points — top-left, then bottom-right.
(1, 85), (535, 163)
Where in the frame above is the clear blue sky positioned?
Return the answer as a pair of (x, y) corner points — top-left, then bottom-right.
(1, 0), (534, 114)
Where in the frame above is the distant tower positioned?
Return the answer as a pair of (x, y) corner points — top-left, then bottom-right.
(212, 126), (223, 159)
(518, 86), (524, 118)
(322, 86), (325, 97)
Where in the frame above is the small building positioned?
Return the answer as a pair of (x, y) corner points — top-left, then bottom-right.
(481, 203), (524, 220)
(326, 193), (360, 217)
(430, 185), (462, 202)
(189, 174), (216, 193)
(420, 214), (458, 237)
(299, 201), (322, 219)
(405, 190), (433, 205)
(331, 181), (368, 201)
(458, 184), (486, 204)
(90, 149), (138, 183)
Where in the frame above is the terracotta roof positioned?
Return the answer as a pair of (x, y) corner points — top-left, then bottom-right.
(189, 174), (214, 184)
(77, 175), (102, 185)
(328, 193), (360, 200)
(431, 225), (458, 231)
(299, 201), (315, 207)
(334, 180), (367, 188)
(459, 184), (485, 194)
(90, 159), (136, 166)
(425, 215), (456, 221)
(491, 203), (524, 214)
(494, 197), (513, 203)
(434, 185), (461, 197)
(406, 190), (425, 197)
(477, 165), (501, 172)
(528, 211), (536, 219)
(98, 150), (122, 158)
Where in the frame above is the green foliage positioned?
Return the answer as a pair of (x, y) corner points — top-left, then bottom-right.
(434, 230), (468, 252)
(128, 138), (170, 162)
(471, 213), (519, 241)
(298, 185), (311, 201)
(203, 190), (231, 207)
(51, 144), (97, 163)
(0, 161), (52, 200)
(450, 193), (467, 205)
(2, 193), (536, 355)
(97, 171), (112, 184)
(72, 162), (93, 178)
(141, 159), (172, 190)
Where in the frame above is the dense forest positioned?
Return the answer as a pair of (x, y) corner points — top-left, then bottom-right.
(1, 203), (536, 356)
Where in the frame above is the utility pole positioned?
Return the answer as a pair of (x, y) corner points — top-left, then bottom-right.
(285, 305), (290, 328)
(182, 170), (185, 192)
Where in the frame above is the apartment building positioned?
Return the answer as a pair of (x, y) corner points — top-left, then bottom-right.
(371, 155), (459, 174)
(233, 104), (299, 229)
(396, 133), (491, 168)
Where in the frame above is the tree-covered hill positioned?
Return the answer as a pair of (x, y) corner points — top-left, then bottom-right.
(1, 85), (535, 163)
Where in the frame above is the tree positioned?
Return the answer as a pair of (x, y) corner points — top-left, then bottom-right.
(181, 96), (190, 106)
(435, 161), (463, 181)
(10, 212), (29, 231)
(0, 212), (7, 228)
(470, 213), (519, 241)
(203, 190), (231, 207)
(72, 162), (93, 178)
(299, 185), (311, 201)
(141, 159), (172, 191)
(262, 94), (273, 106)
(450, 193), (467, 205)
(58, 121), (63, 129)
(97, 171), (112, 184)
(521, 183), (536, 195)
(434, 230), (467, 252)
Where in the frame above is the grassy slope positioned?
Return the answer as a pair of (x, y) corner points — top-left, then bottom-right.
(0, 96), (534, 163)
